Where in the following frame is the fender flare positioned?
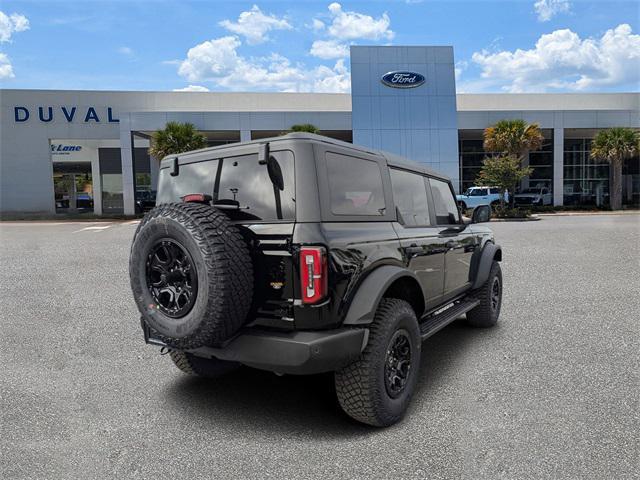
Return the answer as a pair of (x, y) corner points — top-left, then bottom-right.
(471, 243), (502, 289)
(343, 266), (423, 326)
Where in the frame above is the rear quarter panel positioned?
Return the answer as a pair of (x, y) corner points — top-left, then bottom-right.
(292, 221), (402, 329)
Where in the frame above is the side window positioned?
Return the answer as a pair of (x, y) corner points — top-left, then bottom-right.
(429, 178), (460, 225)
(490, 188), (500, 194)
(390, 169), (430, 226)
(326, 152), (386, 216)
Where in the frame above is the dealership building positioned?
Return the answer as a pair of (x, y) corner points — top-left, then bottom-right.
(1, 46), (638, 216)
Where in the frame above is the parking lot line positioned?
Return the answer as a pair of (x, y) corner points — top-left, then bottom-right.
(72, 225), (112, 233)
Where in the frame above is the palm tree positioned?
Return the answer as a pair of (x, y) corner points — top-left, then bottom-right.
(590, 127), (640, 210)
(289, 124), (320, 134)
(483, 119), (544, 207)
(148, 122), (207, 159)
(483, 119), (544, 159)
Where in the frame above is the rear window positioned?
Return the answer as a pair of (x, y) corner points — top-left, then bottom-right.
(157, 160), (219, 204)
(326, 152), (386, 216)
(157, 150), (295, 222)
(217, 151), (295, 221)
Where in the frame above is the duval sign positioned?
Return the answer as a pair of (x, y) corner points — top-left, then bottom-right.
(381, 71), (425, 89)
(14, 106), (119, 123)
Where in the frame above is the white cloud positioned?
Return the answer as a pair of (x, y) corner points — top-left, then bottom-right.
(471, 24), (640, 92)
(311, 18), (325, 32)
(310, 39), (349, 59)
(219, 5), (291, 45)
(177, 4), (398, 92)
(454, 60), (468, 81)
(178, 36), (243, 82)
(534, 0), (571, 22)
(173, 85), (210, 92)
(0, 11), (29, 43)
(308, 3), (394, 59)
(323, 2), (393, 41)
(311, 58), (351, 93)
(177, 35), (350, 92)
(0, 52), (14, 79)
(118, 46), (134, 56)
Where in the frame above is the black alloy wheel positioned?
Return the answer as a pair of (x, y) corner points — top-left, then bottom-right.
(130, 203), (253, 348)
(335, 298), (421, 427)
(490, 275), (501, 312)
(384, 329), (412, 399)
(146, 239), (198, 318)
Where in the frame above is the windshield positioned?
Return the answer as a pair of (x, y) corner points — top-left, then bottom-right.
(520, 188), (539, 194)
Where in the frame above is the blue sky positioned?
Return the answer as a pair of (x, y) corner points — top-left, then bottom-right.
(0, 0), (638, 93)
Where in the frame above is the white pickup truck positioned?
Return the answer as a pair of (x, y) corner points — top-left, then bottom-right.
(514, 187), (553, 206)
(456, 187), (507, 210)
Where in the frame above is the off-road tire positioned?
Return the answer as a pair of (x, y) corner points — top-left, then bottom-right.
(130, 202), (253, 349)
(466, 261), (502, 328)
(335, 299), (421, 427)
(169, 351), (240, 378)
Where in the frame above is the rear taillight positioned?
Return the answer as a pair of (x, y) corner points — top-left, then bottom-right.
(181, 193), (211, 203)
(300, 246), (328, 305)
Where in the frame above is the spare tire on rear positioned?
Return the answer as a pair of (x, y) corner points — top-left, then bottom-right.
(129, 202), (253, 349)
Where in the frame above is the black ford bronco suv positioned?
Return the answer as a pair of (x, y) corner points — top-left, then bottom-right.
(129, 133), (502, 427)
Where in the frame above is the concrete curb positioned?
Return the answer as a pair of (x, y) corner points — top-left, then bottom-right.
(536, 211), (640, 217)
(490, 216), (541, 222)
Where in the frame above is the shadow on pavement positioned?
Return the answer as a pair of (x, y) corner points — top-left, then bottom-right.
(163, 319), (485, 438)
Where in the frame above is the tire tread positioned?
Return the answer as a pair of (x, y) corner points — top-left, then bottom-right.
(130, 202), (253, 348)
(466, 261), (501, 328)
(335, 298), (419, 427)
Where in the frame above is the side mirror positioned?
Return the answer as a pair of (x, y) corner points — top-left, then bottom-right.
(471, 205), (491, 224)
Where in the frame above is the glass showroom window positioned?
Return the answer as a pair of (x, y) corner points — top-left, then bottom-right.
(528, 131), (553, 191)
(460, 129), (554, 194)
(563, 138), (610, 206)
(622, 151), (640, 207)
(459, 133), (496, 193)
(99, 148), (124, 214)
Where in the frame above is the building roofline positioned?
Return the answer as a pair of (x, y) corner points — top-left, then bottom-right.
(456, 92), (639, 111)
(2, 88), (637, 112)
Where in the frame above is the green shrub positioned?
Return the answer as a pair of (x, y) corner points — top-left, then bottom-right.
(492, 206), (531, 218)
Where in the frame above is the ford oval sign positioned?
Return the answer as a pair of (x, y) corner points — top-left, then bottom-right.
(381, 71), (425, 89)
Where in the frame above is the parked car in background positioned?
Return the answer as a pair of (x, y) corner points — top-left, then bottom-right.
(76, 192), (94, 209)
(456, 186), (507, 210)
(135, 190), (157, 214)
(514, 187), (552, 206)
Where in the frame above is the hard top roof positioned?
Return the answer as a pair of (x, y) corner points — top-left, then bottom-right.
(168, 132), (451, 182)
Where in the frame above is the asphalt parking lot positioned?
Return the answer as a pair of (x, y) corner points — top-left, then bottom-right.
(1, 214), (638, 479)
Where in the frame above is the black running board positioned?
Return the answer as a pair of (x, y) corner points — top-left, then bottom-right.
(419, 299), (480, 340)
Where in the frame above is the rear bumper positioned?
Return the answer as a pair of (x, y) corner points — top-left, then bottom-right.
(144, 323), (368, 375)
